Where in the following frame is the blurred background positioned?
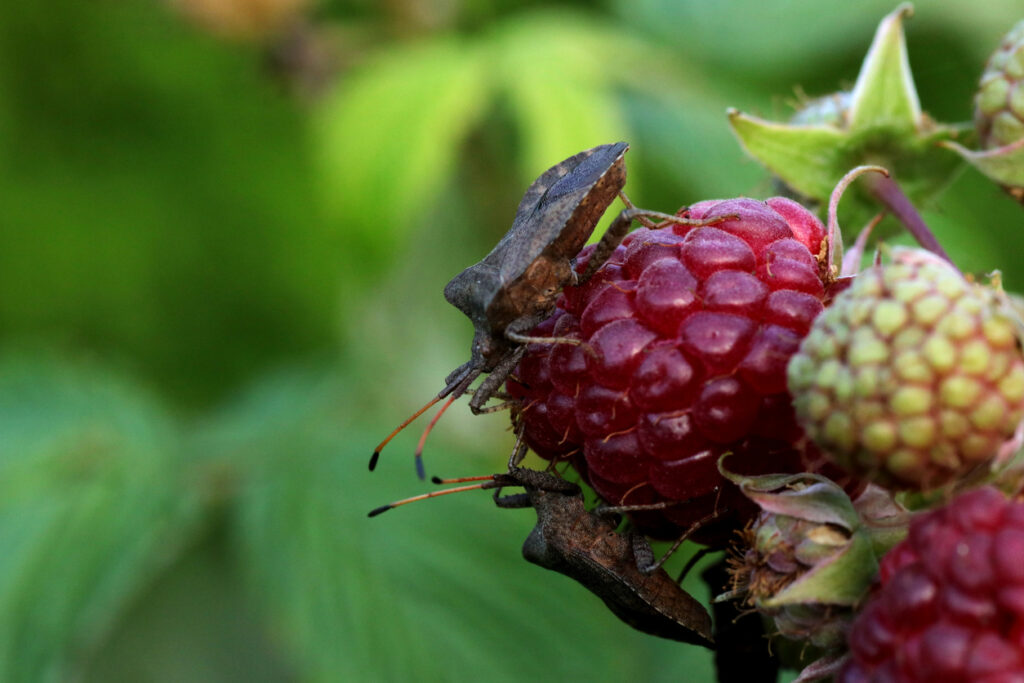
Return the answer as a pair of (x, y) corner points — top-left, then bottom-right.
(2, 0), (1023, 680)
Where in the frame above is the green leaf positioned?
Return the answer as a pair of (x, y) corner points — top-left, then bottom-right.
(221, 368), (714, 682)
(0, 0), (346, 407)
(618, 0), (1024, 76)
(314, 38), (490, 269)
(82, 530), (296, 683)
(0, 353), (201, 682)
(848, 4), (921, 132)
(490, 14), (629, 175)
(489, 13), (632, 237)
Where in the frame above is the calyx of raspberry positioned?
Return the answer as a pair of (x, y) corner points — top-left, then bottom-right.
(789, 247), (1024, 491)
(720, 466), (905, 679)
(721, 466), (909, 680)
(507, 196), (845, 545)
(729, 4), (964, 232)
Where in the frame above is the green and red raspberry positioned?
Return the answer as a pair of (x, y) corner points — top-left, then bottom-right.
(788, 248), (1024, 491)
(508, 197), (842, 544)
(840, 486), (1024, 682)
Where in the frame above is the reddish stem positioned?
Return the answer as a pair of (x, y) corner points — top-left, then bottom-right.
(866, 173), (954, 266)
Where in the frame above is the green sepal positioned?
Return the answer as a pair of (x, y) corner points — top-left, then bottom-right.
(764, 533), (878, 608)
(944, 138), (1024, 188)
(718, 459), (861, 528)
(727, 3), (967, 227)
(728, 111), (964, 217)
(847, 4), (920, 133)
(728, 111), (846, 199)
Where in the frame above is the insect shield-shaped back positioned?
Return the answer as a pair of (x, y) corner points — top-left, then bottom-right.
(443, 142), (629, 371)
(512, 477), (714, 647)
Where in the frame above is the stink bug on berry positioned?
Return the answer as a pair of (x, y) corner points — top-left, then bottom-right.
(371, 143), (733, 478)
(371, 143), (629, 478)
(502, 468), (715, 646)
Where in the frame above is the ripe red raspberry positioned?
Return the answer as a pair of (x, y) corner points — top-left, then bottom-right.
(507, 197), (839, 544)
(840, 486), (1024, 682)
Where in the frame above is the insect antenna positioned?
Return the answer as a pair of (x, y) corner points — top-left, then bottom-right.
(412, 393), (459, 480)
(369, 395), (442, 471)
(368, 472), (511, 517)
(430, 474), (495, 484)
(367, 481), (498, 517)
(369, 364), (482, 475)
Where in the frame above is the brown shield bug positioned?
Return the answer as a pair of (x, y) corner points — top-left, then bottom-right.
(369, 466), (714, 646)
(371, 143), (725, 478)
(497, 467), (715, 647)
(370, 143), (629, 478)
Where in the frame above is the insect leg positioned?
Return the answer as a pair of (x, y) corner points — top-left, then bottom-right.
(467, 399), (520, 414)
(508, 466), (581, 496)
(493, 489), (533, 509)
(618, 192), (658, 228)
(580, 207), (741, 285)
(578, 206), (643, 285)
(631, 533), (658, 573)
(467, 345), (526, 414)
(638, 510), (722, 575)
(504, 329), (582, 347)
(506, 415), (529, 469)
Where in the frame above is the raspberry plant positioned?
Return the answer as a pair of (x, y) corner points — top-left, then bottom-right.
(15, 0), (1024, 681)
(469, 5), (1024, 682)
(370, 4), (1024, 682)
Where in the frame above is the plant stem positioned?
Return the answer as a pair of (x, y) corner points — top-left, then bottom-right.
(866, 174), (954, 266)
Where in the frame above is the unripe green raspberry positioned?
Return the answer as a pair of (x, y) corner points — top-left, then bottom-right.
(945, 20), (1024, 202)
(975, 20), (1024, 150)
(788, 248), (1024, 490)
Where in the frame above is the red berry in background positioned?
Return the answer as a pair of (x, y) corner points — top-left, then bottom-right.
(507, 197), (843, 545)
(839, 487), (1024, 683)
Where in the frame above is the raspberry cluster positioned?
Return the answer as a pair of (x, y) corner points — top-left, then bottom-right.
(507, 197), (839, 543)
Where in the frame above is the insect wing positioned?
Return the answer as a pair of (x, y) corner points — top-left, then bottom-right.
(443, 142), (627, 319)
(495, 142), (628, 282)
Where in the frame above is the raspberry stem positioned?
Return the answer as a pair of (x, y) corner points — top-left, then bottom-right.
(863, 172), (954, 265)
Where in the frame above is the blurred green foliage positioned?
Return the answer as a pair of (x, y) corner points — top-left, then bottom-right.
(1, 0), (1023, 681)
